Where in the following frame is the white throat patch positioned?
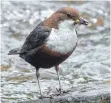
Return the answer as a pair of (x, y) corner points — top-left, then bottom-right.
(46, 20), (78, 54)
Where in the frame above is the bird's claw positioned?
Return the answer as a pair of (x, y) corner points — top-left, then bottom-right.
(62, 89), (70, 93)
(56, 88), (62, 94)
(38, 95), (53, 99)
(56, 88), (70, 96)
(56, 88), (63, 96)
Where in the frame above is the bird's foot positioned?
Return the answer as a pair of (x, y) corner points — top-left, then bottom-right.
(56, 88), (62, 94)
(62, 89), (70, 93)
(56, 88), (70, 96)
(38, 95), (53, 99)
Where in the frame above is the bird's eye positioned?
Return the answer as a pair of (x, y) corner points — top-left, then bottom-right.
(67, 14), (72, 18)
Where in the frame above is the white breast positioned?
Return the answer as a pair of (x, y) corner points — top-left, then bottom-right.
(46, 20), (78, 54)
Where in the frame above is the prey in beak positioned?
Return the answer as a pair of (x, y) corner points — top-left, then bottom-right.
(74, 17), (89, 26)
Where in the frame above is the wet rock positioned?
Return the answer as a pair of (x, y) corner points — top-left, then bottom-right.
(18, 82), (110, 103)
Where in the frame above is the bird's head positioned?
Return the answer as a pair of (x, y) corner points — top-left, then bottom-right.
(44, 7), (89, 29)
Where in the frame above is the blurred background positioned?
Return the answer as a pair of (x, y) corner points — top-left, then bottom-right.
(1, 1), (110, 102)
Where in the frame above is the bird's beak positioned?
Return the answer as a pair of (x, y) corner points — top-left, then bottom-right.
(79, 17), (89, 25)
(74, 17), (89, 26)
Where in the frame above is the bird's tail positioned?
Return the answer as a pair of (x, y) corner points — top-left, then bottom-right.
(8, 48), (20, 55)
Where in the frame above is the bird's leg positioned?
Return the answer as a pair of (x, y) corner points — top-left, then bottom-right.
(36, 69), (43, 98)
(36, 69), (53, 99)
(55, 65), (62, 94)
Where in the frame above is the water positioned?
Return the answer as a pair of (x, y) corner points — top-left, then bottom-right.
(1, 1), (110, 102)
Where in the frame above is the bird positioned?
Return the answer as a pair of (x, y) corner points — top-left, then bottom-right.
(8, 7), (88, 98)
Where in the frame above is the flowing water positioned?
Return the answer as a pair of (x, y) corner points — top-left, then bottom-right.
(1, 1), (110, 103)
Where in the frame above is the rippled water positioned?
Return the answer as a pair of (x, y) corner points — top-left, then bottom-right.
(1, 1), (110, 102)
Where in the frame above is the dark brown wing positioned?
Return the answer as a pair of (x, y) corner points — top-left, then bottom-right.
(20, 26), (51, 54)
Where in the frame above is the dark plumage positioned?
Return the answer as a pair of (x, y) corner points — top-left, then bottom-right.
(20, 26), (51, 66)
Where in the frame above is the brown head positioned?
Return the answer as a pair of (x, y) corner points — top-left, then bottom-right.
(43, 7), (88, 28)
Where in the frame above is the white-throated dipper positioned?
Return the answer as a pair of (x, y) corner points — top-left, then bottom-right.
(8, 7), (88, 98)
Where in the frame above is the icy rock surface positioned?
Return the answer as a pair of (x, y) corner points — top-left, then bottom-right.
(1, 1), (110, 102)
